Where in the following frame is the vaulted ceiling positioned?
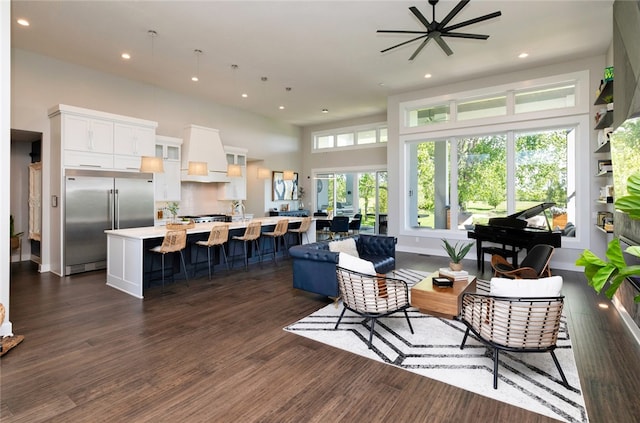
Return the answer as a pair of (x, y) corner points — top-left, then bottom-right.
(11, 1), (613, 127)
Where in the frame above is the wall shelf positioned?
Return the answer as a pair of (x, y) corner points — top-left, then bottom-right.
(594, 80), (614, 105)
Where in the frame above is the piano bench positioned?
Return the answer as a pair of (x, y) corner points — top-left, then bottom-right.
(482, 247), (519, 274)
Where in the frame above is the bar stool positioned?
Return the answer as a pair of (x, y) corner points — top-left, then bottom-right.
(149, 229), (189, 291)
(232, 221), (263, 270)
(288, 217), (311, 245)
(194, 224), (230, 280)
(263, 219), (289, 263)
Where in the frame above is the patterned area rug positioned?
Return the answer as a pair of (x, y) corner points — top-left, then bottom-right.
(284, 271), (588, 423)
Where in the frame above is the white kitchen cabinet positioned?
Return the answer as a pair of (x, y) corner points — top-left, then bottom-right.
(49, 104), (157, 171)
(114, 123), (155, 170)
(62, 113), (115, 168)
(219, 146), (247, 200)
(63, 113), (114, 154)
(154, 135), (182, 202)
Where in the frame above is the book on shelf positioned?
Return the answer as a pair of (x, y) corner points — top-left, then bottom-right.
(438, 267), (469, 282)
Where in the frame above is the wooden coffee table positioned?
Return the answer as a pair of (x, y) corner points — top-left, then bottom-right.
(410, 272), (476, 319)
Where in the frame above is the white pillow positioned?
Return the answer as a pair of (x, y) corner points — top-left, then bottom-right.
(490, 276), (563, 297)
(329, 238), (359, 258)
(338, 252), (376, 275)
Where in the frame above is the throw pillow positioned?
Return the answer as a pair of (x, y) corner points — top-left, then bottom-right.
(329, 238), (359, 258)
(338, 252), (376, 275)
(490, 276), (563, 297)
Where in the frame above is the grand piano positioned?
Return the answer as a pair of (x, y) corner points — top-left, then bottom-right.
(467, 202), (562, 270)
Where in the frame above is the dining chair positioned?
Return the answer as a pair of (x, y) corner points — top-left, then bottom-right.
(194, 224), (230, 280)
(329, 216), (350, 239)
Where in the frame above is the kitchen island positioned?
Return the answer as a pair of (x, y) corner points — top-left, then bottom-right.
(105, 217), (315, 298)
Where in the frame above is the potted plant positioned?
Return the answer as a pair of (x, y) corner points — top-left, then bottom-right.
(442, 239), (474, 271)
(10, 215), (24, 250)
(166, 202), (180, 223)
(576, 172), (640, 303)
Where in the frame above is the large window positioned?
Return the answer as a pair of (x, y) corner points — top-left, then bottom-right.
(407, 127), (575, 233)
(313, 123), (387, 151)
(401, 71), (587, 238)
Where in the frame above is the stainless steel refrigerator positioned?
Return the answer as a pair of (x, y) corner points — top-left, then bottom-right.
(65, 169), (154, 275)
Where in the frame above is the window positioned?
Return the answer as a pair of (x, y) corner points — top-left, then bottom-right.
(407, 127), (575, 232)
(514, 84), (576, 114)
(407, 104), (449, 128)
(400, 71), (587, 238)
(313, 123), (387, 151)
(457, 95), (507, 121)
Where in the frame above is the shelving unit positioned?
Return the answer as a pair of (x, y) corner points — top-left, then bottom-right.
(593, 79), (614, 234)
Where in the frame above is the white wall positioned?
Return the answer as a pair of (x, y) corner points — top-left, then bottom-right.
(10, 48), (302, 273)
(387, 56), (609, 271)
(1, 0), (13, 336)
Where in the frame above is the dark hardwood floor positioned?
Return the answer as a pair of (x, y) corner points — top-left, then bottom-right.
(2, 252), (640, 422)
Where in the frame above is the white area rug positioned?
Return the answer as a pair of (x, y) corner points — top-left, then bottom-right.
(285, 301), (588, 423)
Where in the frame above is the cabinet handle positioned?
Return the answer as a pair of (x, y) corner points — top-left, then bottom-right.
(88, 129), (94, 150)
(79, 164), (102, 168)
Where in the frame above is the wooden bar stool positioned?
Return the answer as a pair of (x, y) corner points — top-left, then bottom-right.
(149, 229), (189, 291)
(263, 219), (289, 263)
(194, 224), (230, 280)
(232, 221), (263, 270)
(288, 217), (311, 245)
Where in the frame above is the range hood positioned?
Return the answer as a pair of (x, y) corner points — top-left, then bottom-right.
(181, 124), (230, 183)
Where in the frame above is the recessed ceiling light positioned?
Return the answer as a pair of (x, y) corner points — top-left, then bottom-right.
(17, 18), (29, 27)
(321, 109), (329, 113)
(598, 303), (609, 309)
(191, 76), (199, 82)
(279, 106), (285, 110)
(241, 93), (248, 98)
(424, 73), (432, 79)
(121, 53), (131, 60)
(518, 52), (529, 59)
(379, 82), (385, 86)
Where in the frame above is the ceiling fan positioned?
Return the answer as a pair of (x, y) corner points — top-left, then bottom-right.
(378, 0), (502, 60)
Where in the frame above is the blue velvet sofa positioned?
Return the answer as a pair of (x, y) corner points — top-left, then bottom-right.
(289, 234), (397, 297)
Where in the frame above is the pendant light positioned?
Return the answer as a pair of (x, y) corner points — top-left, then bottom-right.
(139, 30), (163, 174)
(191, 49), (202, 82)
(140, 156), (164, 173)
(227, 164), (242, 177)
(187, 161), (208, 176)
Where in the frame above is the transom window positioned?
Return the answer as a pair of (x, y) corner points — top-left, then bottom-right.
(313, 123), (387, 151)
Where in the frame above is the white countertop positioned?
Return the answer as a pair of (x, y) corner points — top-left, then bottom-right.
(105, 216), (304, 240)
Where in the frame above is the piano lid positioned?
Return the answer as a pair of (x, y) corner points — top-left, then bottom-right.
(510, 202), (556, 220)
(487, 202), (556, 230)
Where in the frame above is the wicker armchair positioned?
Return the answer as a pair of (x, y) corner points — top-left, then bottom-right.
(335, 266), (414, 349)
(491, 244), (554, 279)
(459, 292), (569, 389)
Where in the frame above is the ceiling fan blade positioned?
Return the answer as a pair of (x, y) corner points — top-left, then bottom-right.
(444, 11), (502, 32)
(409, 6), (431, 29)
(433, 35), (453, 56)
(438, 0), (470, 28)
(381, 34), (429, 54)
(377, 30), (430, 34)
(409, 36), (432, 61)
(441, 32), (489, 40)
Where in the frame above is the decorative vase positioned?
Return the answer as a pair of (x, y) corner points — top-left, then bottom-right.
(298, 200), (304, 210)
(449, 262), (463, 272)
